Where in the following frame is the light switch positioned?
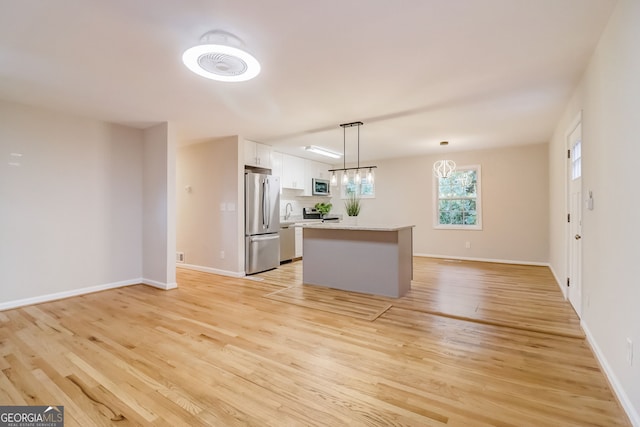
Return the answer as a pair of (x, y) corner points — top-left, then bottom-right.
(586, 190), (594, 210)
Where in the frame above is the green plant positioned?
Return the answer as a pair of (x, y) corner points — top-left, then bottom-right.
(344, 194), (361, 216)
(314, 202), (332, 216)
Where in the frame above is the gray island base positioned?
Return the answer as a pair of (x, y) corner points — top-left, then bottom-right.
(302, 223), (415, 298)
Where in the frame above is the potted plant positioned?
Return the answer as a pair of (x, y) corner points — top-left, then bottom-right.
(314, 202), (332, 218)
(344, 194), (361, 216)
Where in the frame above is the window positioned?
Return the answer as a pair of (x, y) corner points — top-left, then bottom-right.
(434, 165), (482, 230)
(571, 139), (582, 180)
(341, 172), (375, 198)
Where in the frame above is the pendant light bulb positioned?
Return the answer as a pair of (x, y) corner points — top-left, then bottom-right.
(355, 169), (361, 184)
(342, 171), (349, 184)
(330, 171), (337, 186)
(367, 168), (374, 184)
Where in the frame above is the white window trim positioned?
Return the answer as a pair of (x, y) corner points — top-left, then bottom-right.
(432, 164), (483, 230)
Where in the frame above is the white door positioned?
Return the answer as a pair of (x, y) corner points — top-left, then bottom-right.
(567, 120), (583, 316)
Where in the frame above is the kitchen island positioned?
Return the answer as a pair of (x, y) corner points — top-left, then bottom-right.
(302, 223), (414, 297)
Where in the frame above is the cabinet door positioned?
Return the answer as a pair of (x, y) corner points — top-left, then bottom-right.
(316, 162), (331, 179)
(271, 152), (283, 193)
(244, 140), (257, 167)
(255, 143), (272, 168)
(302, 160), (332, 195)
(303, 159), (315, 196)
(295, 227), (303, 257)
(282, 154), (305, 190)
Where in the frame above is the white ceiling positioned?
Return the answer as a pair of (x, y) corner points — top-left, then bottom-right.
(0, 0), (616, 163)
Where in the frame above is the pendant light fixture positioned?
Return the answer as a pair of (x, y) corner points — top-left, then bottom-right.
(328, 121), (377, 186)
(182, 30), (261, 82)
(433, 160), (456, 178)
(433, 141), (456, 178)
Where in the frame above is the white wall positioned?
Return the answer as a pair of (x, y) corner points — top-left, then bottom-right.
(331, 143), (549, 264)
(142, 122), (177, 289)
(176, 136), (244, 276)
(0, 100), (144, 308)
(549, 0), (640, 422)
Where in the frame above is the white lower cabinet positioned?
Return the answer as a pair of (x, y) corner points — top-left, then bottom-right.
(295, 227), (303, 258)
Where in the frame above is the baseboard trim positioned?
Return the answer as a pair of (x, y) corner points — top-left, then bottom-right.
(582, 321), (640, 427)
(413, 253), (549, 267)
(142, 279), (178, 290)
(178, 263), (245, 278)
(0, 278), (141, 311)
(548, 263), (568, 298)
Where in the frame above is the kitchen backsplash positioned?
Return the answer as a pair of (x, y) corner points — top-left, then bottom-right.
(280, 189), (333, 218)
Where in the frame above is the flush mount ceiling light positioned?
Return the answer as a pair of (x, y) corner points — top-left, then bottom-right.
(433, 141), (456, 178)
(305, 145), (342, 159)
(182, 30), (261, 82)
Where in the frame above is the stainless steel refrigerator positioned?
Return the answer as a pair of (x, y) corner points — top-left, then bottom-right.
(245, 172), (280, 274)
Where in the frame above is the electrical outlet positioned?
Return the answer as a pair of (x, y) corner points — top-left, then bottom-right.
(176, 252), (184, 263)
(220, 250), (225, 259)
(627, 338), (633, 366)
(465, 241), (471, 249)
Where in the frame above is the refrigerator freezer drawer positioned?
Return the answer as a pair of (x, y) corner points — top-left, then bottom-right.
(245, 234), (280, 275)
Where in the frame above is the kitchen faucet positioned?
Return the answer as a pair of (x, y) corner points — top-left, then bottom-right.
(284, 202), (293, 220)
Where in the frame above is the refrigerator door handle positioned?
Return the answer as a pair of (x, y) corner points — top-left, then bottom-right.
(265, 180), (270, 229)
(250, 234), (279, 242)
(262, 180), (268, 229)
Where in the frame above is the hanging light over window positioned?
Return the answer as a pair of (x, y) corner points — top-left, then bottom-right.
(367, 167), (375, 184)
(433, 141), (456, 178)
(328, 121), (377, 186)
(330, 171), (337, 185)
(433, 160), (456, 178)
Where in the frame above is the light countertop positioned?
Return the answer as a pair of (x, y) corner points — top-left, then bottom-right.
(301, 223), (415, 232)
(280, 218), (322, 227)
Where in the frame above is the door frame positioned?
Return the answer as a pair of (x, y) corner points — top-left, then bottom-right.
(565, 110), (583, 316)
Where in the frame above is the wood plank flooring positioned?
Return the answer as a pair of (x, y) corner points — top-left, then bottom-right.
(0, 257), (630, 426)
(264, 284), (393, 321)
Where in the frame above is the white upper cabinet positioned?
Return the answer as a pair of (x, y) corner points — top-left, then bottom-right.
(303, 160), (332, 196)
(313, 160), (331, 180)
(244, 139), (272, 168)
(271, 152), (283, 192)
(271, 151), (283, 177)
(281, 154), (305, 190)
(274, 152), (332, 193)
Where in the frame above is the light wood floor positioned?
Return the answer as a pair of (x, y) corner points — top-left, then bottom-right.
(0, 257), (630, 426)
